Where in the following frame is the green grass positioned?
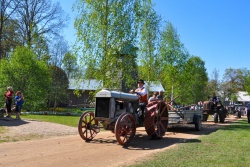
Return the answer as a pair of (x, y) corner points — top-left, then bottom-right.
(21, 114), (80, 127)
(130, 119), (250, 167)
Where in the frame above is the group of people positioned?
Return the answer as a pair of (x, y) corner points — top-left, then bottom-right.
(3, 86), (24, 119)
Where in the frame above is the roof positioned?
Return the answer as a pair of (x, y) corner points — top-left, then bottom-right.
(237, 91), (250, 102)
(68, 79), (103, 90)
(68, 79), (165, 92)
(144, 81), (165, 92)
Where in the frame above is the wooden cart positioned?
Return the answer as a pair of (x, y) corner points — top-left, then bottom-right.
(78, 89), (169, 145)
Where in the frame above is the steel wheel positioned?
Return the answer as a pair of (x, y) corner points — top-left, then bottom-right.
(145, 100), (168, 138)
(78, 111), (98, 141)
(114, 113), (136, 145)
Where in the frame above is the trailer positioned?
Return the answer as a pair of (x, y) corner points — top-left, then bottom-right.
(168, 106), (203, 131)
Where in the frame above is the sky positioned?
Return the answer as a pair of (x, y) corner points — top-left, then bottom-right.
(55, 0), (250, 80)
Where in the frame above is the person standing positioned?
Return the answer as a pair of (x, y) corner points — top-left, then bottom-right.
(14, 91), (24, 119)
(247, 102), (250, 123)
(4, 86), (14, 118)
(135, 79), (148, 125)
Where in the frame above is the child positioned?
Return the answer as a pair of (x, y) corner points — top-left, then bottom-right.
(14, 91), (24, 119)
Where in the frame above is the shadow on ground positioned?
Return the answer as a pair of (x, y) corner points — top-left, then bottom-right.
(0, 117), (30, 126)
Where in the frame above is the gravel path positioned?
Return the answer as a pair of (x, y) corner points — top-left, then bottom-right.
(0, 118), (78, 142)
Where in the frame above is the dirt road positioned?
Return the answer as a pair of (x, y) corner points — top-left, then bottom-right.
(0, 116), (239, 167)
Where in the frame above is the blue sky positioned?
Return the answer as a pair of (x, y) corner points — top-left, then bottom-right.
(56, 0), (250, 80)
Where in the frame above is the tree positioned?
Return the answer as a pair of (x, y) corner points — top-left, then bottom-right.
(62, 51), (78, 79)
(158, 22), (189, 102)
(50, 35), (69, 67)
(0, 0), (21, 58)
(221, 68), (245, 101)
(137, 1), (162, 87)
(182, 56), (208, 104)
(74, 0), (141, 90)
(47, 65), (69, 110)
(16, 0), (68, 48)
(0, 46), (50, 110)
(241, 68), (250, 94)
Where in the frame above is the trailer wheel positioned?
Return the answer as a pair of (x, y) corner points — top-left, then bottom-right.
(114, 113), (136, 145)
(219, 110), (225, 123)
(214, 113), (218, 123)
(194, 115), (202, 131)
(78, 111), (99, 141)
(144, 100), (168, 139)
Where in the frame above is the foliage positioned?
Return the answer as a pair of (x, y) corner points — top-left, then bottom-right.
(207, 68), (220, 97)
(221, 68), (245, 101)
(74, 0), (141, 91)
(242, 68), (250, 95)
(182, 56), (208, 104)
(0, 0), (21, 59)
(16, 0), (68, 47)
(62, 52), (78, 78)
(47, 65), (69, 110)
(0, 46), (51, 110)
(137, 1), (161, 83)
(158, 22), (189, 103)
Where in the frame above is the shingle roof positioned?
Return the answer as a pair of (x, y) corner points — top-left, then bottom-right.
(68, 79), (165, 92)
(68, 79), (103, 90)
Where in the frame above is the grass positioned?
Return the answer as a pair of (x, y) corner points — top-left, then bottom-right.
(130, 119), (250, 167)
(20, 114), (80, 127)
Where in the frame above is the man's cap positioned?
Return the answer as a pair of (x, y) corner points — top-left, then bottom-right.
(137, 79), (145, 84)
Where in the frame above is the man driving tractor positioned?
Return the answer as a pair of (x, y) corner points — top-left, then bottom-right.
(135, 79), (148, 125)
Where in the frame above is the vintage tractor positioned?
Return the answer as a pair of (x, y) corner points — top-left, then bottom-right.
(78, 89), (169, 145)
(203, 99), (227, 123)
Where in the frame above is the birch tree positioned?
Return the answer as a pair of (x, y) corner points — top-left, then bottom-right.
(74, 0), (141, 90)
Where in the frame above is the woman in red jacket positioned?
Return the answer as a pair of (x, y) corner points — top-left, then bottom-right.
(4, 86), (14, 118)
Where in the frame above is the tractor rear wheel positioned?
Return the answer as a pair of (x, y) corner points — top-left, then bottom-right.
(144, 100), (168, 139)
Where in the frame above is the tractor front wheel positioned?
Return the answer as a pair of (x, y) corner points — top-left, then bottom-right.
(78, 111), (99, 141)
(114, 113), (136, 145)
